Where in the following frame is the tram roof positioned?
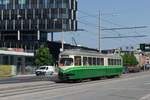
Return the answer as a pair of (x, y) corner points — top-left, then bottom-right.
(60, 49), (121, 58)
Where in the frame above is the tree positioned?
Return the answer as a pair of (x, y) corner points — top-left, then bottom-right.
(122, 53), (138, 66)
(34, 46), (53, 66)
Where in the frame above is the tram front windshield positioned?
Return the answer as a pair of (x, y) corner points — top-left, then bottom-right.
(59, 58), (73, 66)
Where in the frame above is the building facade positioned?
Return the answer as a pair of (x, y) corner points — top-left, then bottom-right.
(0, 0), (77, 47)
(0, 0), (77, 74)
(0, 0), (77, 51)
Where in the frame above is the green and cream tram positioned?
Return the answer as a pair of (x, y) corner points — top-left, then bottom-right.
(58, 49), (123, 81)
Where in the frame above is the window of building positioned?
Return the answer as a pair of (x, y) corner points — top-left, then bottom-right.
(39, 19), (45, 30)
(43, 9), (49, 19)
(3, 9), (9, 20)
(31, 19), (37, 30)
(0, 0), (2, 4)
(31, 0), (37, 8)
(11, 10), (17, 19)
(3, 56), (9, 65)
(55, 20), (62, 29)
(18, 0), (26, 5)
(55, 0), (62, 8)
(7, 20), (13, 30)
(19, 9), (25, 19)
(3, 0), (9, 4)
(62, 0), (68, 8)
(35, 9), (41, 19)
(51, 9), (58, 19)
(27, 9), (33, 19)
(59, 9), (68, 18)
(44, 0), (48, 8)
(47, 19), (53, 29)
(39, 0), (44, 8)
(0, 21), (5, 30)
(15, 20), (21, 30)
(48, 0), (54, 8)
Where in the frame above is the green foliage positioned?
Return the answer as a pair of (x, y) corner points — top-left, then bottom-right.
(34, 47), (53, 66)
(122, 53), (138, 66)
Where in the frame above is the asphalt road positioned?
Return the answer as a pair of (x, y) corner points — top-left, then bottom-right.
(0, 75), (56, 84)
(1, 71), (150, 100)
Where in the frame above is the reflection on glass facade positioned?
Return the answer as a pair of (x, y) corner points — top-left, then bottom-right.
(0, 0), (77, 32)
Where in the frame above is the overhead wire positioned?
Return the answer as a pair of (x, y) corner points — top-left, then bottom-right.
(77, 9), (148, 51)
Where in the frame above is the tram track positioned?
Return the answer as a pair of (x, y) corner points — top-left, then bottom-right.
(0, 78), (112, 98)
(0, 71), (149, 98)
(0, 76), (56, 84)
(0, 76), (126, 98)
(0, 83), (68, 97)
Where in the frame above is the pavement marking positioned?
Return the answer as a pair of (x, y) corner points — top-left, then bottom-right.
(90, 73), (150, 86)
(144, 83), (150, 85)
(139, 93), (150, 100)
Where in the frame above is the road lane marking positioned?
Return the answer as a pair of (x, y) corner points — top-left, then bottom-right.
(144, 83), (150, 85)
(140, 93), (150, 100)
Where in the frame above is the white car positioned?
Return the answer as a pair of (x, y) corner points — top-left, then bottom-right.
(35, 66), (55, 76)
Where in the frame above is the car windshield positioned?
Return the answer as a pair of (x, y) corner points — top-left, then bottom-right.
(39, 67), (46, 69)
(59, 58), (73, 66)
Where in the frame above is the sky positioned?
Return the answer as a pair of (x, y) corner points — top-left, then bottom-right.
(48, 0), (150, 50)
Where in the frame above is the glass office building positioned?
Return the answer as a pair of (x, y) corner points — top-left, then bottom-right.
(0, 0), (77, 42)
(0, 0), (77, 74)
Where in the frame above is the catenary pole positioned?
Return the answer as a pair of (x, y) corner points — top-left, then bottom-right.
(98, 10), (101, 52)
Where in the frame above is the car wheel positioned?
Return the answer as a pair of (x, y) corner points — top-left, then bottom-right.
(36, 73), (39, 76)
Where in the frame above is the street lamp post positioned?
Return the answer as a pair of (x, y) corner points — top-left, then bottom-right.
(17, 14), (21, 41)
(60, 19), (64, 52)
(98, 10), (101, 53)
(61, 29), (64, 52)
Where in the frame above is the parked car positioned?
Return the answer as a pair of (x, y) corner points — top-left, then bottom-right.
(127, 65), (140, 73)
(122, 66), (128, 74)
(145, 64), (150, 70)
(35, 66), (55, 76)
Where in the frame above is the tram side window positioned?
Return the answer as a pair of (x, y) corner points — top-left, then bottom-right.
(100, 58), (104, 65)
(88, 57), (92, 65)
(93, 58), (96, 65)
(108, 59), (122, 65)
(113, 59), (116, 65)
(59, 58), (73, 66)
(119, 59), (122, 65)
(83, 57), (88, 66)
(74, 56), (81, 66)
(108, 59), (110, 65)
(97, 58), (104, 65)
(117, 59), (122, 65)
(97, 58), (100, 65)
(108, 58), (113, 65)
